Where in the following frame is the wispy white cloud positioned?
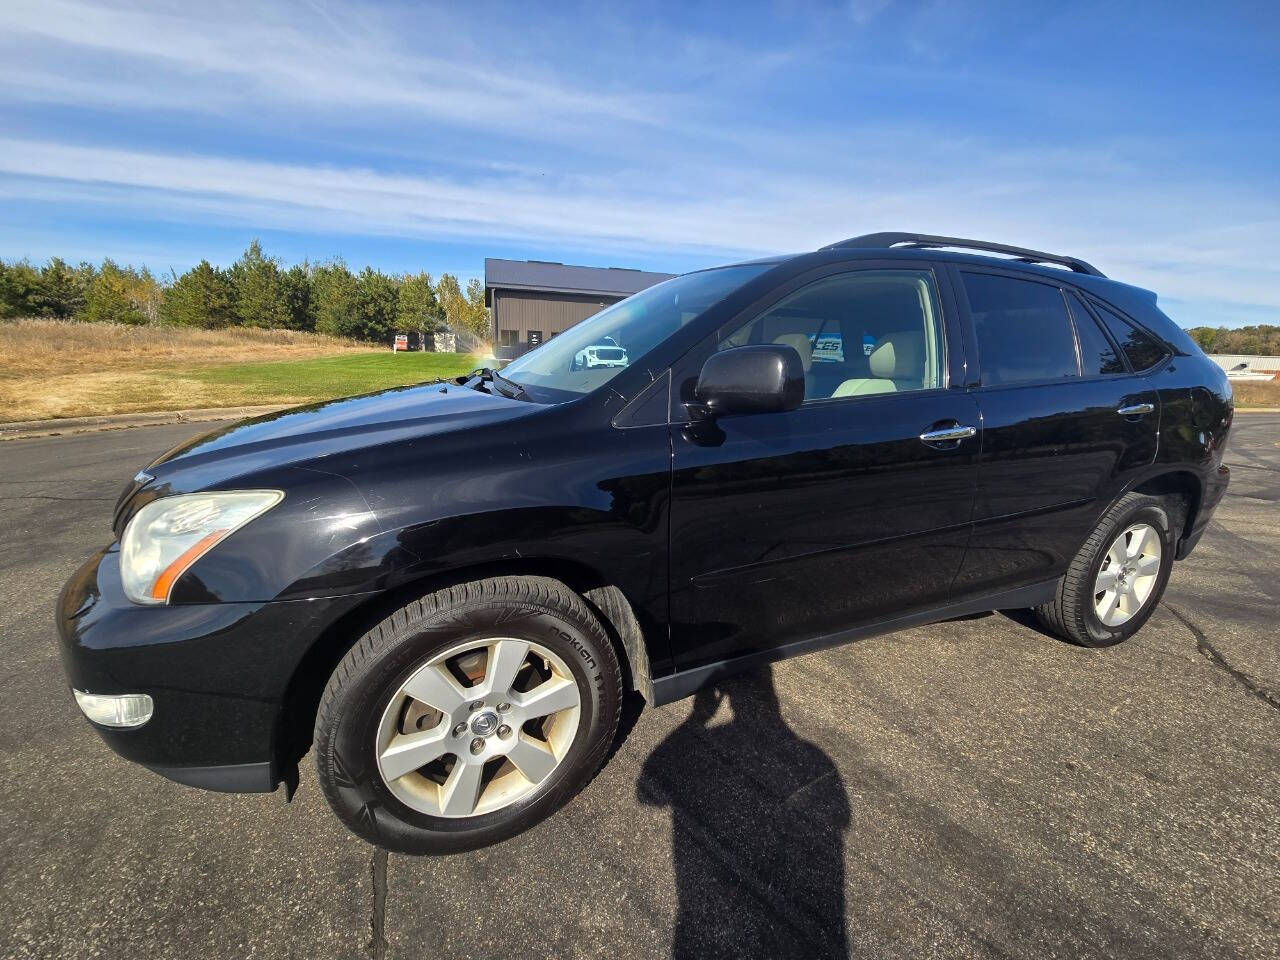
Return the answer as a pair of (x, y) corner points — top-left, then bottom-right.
(3, 134), (1276, 320)
(0, 0), (1275, 327)
(0, 0), (669, 139)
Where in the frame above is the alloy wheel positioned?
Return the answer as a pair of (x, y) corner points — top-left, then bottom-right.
(374, 637), (581, 818)
(1093, 522), (1162, 627)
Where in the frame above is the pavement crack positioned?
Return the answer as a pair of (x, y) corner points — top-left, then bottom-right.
(367, 847), (389, 960)
(1165, 603), (1280, 713)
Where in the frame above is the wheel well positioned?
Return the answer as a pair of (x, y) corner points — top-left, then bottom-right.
(272, 558), (655, 776)
(1132, 471), (1201, 541)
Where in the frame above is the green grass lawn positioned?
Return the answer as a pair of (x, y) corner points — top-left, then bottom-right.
(179, 351), (480, 405)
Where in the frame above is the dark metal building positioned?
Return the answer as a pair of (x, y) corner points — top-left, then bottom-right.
(485, 258), (675, 359)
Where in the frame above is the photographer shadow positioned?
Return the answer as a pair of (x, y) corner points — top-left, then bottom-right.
(638, 664), (850, 959)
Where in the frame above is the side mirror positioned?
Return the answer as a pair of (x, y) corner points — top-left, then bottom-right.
(688, 344), (804, 419)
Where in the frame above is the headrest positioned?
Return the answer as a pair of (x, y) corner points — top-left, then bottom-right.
(773, 334), (813, 372)
(869, 332), (923, 379)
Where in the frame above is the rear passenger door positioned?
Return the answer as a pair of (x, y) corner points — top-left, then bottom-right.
(951, 267), (1160, 598)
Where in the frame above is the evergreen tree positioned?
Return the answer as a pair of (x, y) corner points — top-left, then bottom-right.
(280, 263), (313, 331)
(32, 258), (90, 318)
(0, 260), (40, 318)
(353, 267), (398, 343)
(161, 261), (234, 328)
(228, 240), (289, 328)
(310, 259), (359, 338)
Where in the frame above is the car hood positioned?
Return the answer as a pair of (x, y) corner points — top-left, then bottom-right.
(141, 381), (536, 487)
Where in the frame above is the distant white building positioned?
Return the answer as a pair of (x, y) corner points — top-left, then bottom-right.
(1208, 354), (1280, 381)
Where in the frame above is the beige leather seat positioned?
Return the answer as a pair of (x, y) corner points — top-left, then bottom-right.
(833, 332), (923, 397)
(772, 333), (815, 400)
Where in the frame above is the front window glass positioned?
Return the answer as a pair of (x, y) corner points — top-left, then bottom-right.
(716, 269), (943, 402)
(501, 265), (769, 395)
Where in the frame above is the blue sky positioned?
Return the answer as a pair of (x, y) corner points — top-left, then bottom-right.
(1, 0), (1277, 328)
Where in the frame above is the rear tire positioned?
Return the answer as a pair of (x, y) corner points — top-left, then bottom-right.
(314, 575), (622, 854)
(1034, 493), (1177, 647)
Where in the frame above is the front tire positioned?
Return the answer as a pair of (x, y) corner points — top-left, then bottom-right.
(1034, 493), (1177, 648)
(314, 576), (622, 854)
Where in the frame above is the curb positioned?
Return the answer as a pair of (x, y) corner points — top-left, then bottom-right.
(0, 405), (290, 441)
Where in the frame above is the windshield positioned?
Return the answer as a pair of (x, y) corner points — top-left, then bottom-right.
(501, 264), (769, 395)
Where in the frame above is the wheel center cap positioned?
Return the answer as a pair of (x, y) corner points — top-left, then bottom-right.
(470, 710), (499, 737)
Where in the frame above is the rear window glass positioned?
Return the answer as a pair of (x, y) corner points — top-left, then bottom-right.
(963, 272), (1078, 385)
(1092, 302), (1168, 372)
(1067, 293), (1126, 376)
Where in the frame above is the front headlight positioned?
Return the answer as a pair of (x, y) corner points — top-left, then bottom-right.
(120, 490), (283, 604)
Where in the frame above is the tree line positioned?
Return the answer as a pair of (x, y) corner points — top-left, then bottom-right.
(0, 241), (489, 344)
(13, 246), (1270, 356)
(1186, 325), (1280, 356)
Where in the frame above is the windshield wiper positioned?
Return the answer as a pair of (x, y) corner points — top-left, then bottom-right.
(460, 367), (531, 401)
(459, 367), (498, 391)
(492, 370), (532, 401)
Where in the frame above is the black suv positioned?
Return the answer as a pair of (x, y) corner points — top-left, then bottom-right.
(56, 233), (1232, 853)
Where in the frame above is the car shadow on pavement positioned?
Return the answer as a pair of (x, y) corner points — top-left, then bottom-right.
(996, 606), (1063, 641)
(637, 665), (850, 960)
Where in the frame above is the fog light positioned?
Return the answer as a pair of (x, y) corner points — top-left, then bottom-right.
(73, 690), (154, 728)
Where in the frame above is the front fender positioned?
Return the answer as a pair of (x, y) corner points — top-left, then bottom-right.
(170, 465), (397, 603)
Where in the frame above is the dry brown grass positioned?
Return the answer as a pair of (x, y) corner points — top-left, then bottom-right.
(0, 318), (380, 421)
(1232, 379), (1280, 408)
(8, 370), (264, 421)
(0, 318), (369, 378)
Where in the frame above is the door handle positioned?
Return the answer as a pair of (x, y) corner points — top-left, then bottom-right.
(1117, 402), (1155, 416)
(919, 424), (977, 445)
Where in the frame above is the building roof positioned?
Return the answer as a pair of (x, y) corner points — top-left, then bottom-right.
(1208, 354), (1280, 372)
(484, 258), (676, 302)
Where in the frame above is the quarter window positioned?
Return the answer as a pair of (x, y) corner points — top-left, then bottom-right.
(716, 269), (944, 402)
(962, 272), (1078, 385)
(1067, 293), (1125, 376)
(1092, 302), (1168, 372)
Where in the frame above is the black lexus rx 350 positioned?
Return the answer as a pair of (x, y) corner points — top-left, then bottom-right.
(57, 233), (1232, 853)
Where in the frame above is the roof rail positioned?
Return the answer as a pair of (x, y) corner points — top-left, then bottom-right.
(822, 232), (1105, 277)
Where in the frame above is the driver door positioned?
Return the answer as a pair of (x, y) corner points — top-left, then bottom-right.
(666, 264), (980, 672)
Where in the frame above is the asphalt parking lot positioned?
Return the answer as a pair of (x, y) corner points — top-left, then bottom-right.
(1, 415), (1277, 960)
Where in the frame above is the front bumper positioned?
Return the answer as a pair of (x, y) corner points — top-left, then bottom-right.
(56, 546), (366, 792)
